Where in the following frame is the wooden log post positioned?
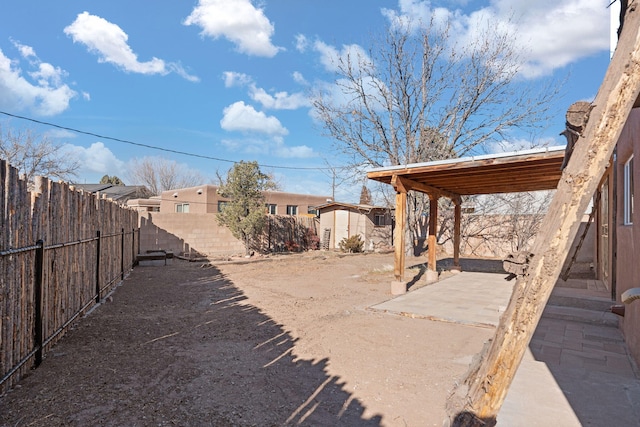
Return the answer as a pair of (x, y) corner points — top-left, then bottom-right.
(453, 200), (462, 271)
(446, 4), (640, 425)
(394, 190), (407, 281)
(428, 194), (438, 273)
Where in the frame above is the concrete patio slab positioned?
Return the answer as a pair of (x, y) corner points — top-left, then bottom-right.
(368, 271), (640, 426)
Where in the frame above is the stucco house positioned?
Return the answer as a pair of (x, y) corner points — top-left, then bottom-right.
(156, 184), (331, 216)
(611, 107), (640, 366)
(317, 202), (392, 251)
(130, 184), (332, 257)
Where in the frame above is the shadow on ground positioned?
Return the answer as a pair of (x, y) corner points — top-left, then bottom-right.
(0, 260), (382, 426)
(405, 257), (507, 291)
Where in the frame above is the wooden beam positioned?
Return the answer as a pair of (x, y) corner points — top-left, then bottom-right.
(428, 194), (438, 272)
(453, 201), (461, 270)
(394, 175), (462, 203)
(394, 190), (407, 281)
(391, 174), (410, 194)
(447, 5), (640, 426)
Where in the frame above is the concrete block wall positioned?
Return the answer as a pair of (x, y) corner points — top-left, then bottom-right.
(139, 212), (245, 257)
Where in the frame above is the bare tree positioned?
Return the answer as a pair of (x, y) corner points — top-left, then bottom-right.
(127, 157), (205, 195)
(312, 15), (558, 254)
(313, 16), (557, 167)
(0, 124), (80, 187)
(437, 191), (554, 258)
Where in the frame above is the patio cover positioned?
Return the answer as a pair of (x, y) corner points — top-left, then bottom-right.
(366, 146), (566, 281)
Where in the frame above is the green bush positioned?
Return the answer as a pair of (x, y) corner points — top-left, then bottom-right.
(339, 235), (364, 253)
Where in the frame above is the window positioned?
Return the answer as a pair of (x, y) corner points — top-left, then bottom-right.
(374, 213), (385, 227)
(217, 201), (229, 212)
(286, 205), (298, 215)
(307, 207), (319, 217)
(624, 155), (634, 225)
(266, 204), (277, 215)
(175, 203), (190, 213)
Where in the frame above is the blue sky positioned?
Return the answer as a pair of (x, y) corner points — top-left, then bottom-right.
(0, 0), (613, 202)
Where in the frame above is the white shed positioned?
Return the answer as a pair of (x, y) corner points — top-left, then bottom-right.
(317, 202), (392, 251)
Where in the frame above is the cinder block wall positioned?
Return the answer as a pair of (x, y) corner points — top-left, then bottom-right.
(139, 212), (245, 256)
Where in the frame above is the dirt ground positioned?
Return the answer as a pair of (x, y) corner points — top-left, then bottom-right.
(0, 252), (493, 427)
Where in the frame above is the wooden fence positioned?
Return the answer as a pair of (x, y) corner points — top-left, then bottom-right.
(262, 215), (320, 252)
(0, 160), (139, 391)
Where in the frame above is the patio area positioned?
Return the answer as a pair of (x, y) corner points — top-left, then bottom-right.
(369, 269), (640, 426)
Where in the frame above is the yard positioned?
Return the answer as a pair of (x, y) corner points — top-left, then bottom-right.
(0, 252), (492, 426)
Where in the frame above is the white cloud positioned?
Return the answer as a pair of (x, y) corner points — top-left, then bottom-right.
(46, 128), (76, 140)
(222, 72), (309, 110)
(64, 142), (125, 175)
(295, 34), (308, 52)
(220, 101), (288, 137)
(221, 137), (315, 159)
(292, 71), (308, 85)
(222, 71), (253, 88)
(11, 39), (36, 59)
(381, 0), (609, 79)
(184, 0), (283, 57)
(488, 136), (559, 154)
(274, 144), (315, 158)
(249, 86), (309, 110)
(64, 12), (199, 81)
(313, 40), (371, 73)
(0, 47), (77, 116)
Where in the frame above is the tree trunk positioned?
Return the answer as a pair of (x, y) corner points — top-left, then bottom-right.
(446, 4), (640, 425)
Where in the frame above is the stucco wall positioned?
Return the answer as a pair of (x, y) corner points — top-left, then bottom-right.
(160, 185), (331, 216)
(615, 107), (640, 365)
(139, 212), (245, 256)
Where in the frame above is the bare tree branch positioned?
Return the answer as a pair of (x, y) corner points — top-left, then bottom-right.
(0, 123), (80, 188)
(127, 157), (206, 195)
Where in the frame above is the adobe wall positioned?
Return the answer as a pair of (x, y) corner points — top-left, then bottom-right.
(139, 212), (245, 257)
(615, 107), (640, 366)
(159, 184), (331, 215)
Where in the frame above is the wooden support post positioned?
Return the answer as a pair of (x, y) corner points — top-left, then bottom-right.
(33, 239), (44, 367)
(95, 230), (101, 303)
(394, 190), (407, 281)
(453, 201), (461, 270)
(446, 5), (640, 425)
(120, 228), (125, 280)
(428, 195), (438, 272)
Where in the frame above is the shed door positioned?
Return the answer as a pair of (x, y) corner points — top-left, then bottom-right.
(334, 210), (349, 249)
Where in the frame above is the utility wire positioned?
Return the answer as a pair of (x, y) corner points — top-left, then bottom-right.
(0, 110), (348, 171)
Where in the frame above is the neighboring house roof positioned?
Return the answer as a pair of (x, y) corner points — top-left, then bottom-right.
(73, 184), (152, 202)
(317, 201), (389, 213)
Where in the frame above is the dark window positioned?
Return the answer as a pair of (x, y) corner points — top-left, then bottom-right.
(286, 205), (298, 215)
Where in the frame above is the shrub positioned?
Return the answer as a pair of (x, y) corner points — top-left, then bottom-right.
(304, 228), (320, 250)
(284, 240), (300, 252)
(339, 235), (364, 253)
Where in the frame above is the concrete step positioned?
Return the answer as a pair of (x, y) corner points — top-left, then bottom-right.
(542, 305), (620, 327)
(548, 290), (614, 312)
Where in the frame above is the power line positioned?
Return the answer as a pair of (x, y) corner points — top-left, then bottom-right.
(0, 110), (346, 171)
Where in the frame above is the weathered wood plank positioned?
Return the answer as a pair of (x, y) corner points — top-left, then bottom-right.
(1, 162), (139, 390)
(446, 4), (640, 425)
